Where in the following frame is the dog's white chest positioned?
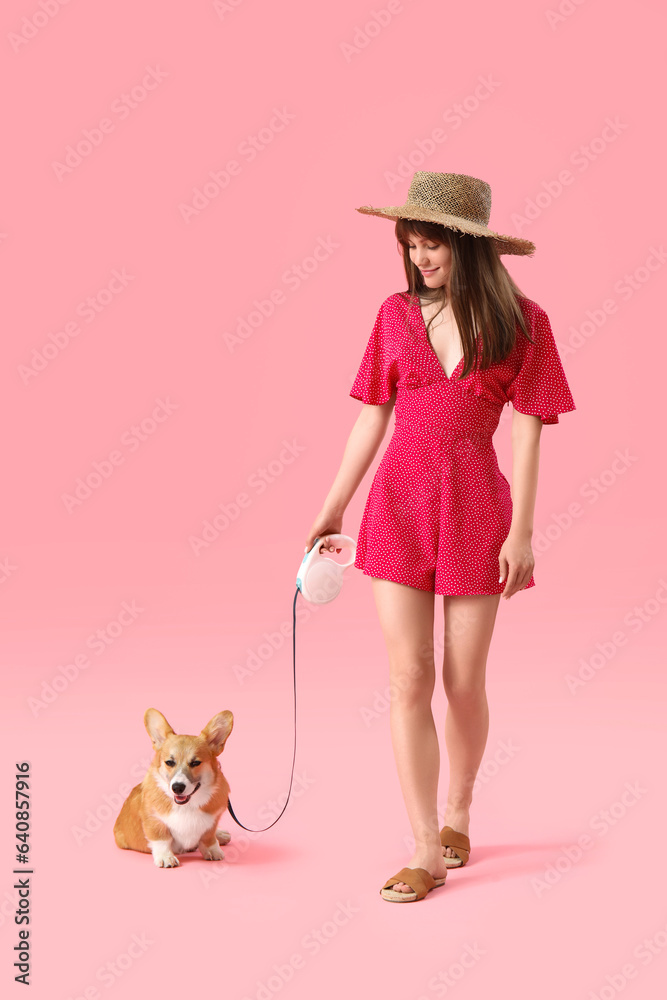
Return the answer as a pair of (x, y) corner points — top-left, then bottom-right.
(164, 805), (215, 851)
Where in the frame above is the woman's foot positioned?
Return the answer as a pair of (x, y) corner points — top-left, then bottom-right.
(441, 806), (470, 861)
(391, 846), (449, 893)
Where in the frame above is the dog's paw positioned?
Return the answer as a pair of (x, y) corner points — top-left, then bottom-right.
(153, 852), (180, 868)
(216, 829), (231, 845)
(200, 843), (225, 861)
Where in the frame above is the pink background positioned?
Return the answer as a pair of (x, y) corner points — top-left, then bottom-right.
(2, 0), (666, 996)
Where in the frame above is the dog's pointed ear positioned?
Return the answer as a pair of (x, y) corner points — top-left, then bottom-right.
(144, 708), (176, 750)
(200, 711), (234, 756)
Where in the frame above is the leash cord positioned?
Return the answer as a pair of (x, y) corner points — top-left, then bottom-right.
(226, 585), (299, 832)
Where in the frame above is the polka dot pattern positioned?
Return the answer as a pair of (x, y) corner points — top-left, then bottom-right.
(349, 292), (576, 596)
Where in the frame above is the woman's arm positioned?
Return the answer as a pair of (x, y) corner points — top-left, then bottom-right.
(498, 410), (542, 599)
(304, 397), (395, 553)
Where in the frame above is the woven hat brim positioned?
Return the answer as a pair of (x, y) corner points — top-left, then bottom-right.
(356, 203), (535, 257)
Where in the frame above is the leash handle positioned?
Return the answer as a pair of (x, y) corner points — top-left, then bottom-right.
(225, 586), (299, 832)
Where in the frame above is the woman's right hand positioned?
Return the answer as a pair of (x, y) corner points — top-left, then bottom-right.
(304, 509), (344, 555)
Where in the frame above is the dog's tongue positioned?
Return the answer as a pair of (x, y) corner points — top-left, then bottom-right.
(172, 782), (200, 805)
(173, 782), (200, 805)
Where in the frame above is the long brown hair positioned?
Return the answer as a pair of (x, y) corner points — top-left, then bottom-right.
(395, 218), (533, 378)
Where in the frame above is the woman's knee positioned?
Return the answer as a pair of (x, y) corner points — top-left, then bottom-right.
(389, 658), (435, 707)
(443, 675), (487, 708)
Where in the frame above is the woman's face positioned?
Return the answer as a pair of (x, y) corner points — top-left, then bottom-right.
(406, 232), (452, 290)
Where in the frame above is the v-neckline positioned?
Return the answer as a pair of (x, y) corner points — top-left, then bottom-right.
(415, 299), (465, 381)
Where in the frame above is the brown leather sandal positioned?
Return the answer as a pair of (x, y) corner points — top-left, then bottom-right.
(440, 826), (471, 867)
(380, 866), (447, 902)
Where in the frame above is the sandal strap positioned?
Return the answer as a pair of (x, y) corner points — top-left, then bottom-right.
(440, 826), (471, 860)
(381, 867), (435, 900)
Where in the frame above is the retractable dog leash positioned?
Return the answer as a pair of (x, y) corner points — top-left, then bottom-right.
(226, 534), (356, 832)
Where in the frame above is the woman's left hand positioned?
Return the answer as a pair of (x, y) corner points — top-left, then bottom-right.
(498, 531), (535, 599)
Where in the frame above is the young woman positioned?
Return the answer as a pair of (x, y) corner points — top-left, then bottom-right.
(304, 172), (576, 903)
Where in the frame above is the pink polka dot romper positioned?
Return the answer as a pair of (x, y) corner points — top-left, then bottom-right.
(349, 292), (576, 595)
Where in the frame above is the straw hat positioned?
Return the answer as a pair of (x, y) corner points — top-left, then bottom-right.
(356, 170), (535, 257)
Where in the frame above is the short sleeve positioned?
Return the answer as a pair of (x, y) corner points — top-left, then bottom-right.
(349, 300), (398, 405)
(506, 305), (576, 425)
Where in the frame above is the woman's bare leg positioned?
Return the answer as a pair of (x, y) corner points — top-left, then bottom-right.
(370, 577), (448, 893)
(440, 593), (501, 858)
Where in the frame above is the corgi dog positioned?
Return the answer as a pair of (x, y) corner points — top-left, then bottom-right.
(114, 707), (234, 868)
